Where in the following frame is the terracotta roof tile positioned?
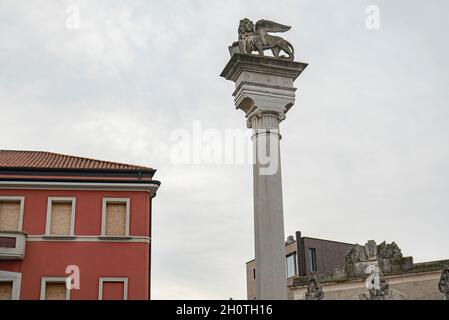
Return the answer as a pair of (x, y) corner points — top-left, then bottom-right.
(0, 150), (153, 171)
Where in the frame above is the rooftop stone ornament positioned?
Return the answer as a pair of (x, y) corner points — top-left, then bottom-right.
(359, 272), (392, 300)
(305, 275), (324, 300)
(439, 267), (449, 300)
(228, 18), (295, 60)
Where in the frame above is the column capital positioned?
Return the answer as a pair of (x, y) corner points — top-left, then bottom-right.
(220, 53), (308, 128)
(247, 110), (284, 130)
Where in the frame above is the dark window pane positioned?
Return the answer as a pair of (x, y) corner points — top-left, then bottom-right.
(309, 248), (317, 272)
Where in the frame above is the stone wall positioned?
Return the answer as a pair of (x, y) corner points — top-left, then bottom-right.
(289, 260), (449, 300)
(290, 270), (445, 300)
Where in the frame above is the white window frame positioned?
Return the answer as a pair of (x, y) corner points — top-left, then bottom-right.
(286, 252), (297, 278)
(98, 277), (128, 300)
(309, 248), (317, 273)
(101, 198), (130, 237)
(45, 197), (76, 236)
(0, 270), (22, 300)
(40, 277), (70, 300)
(0, 196), (25, 232)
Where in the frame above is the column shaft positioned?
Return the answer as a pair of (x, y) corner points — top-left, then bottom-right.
(251, 114), (287, 300)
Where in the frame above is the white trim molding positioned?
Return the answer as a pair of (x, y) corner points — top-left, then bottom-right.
(98, 277), (129, 300)
(45, 197), (76, 236)
(40, 277), (70, 300)
(0, 181), (159, 194)
(101, 198), (130, 237)
(0, 270), (22, 300)
(26, 235), (150, 244)
(0, 196), (25, 231)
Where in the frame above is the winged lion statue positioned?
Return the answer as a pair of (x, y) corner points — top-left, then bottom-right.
(233, 18), (295, 60)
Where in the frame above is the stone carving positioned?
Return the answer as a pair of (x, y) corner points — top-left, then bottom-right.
(365, 240), (377, 260)
(305, 274), (324, 300)
(438, 267), (449, 300)
(229, 18), (295, 60)
(377, 241), (403, 260)
(368, 274), (391, 300)
(360, 267), (392, 300)
(340, 240), (413, 279)
(345, 241), (404, 264)
(345, 244), (367, 264)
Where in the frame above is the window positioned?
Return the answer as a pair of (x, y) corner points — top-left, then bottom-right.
(101, 198), (130, 237)
(0, 281), (13, 300)
(253, 269), (256, 279)
(0, 237), (16, 248)
(286, 253), (297, 278)
(40, 277), (70, 300)
(0, 197), (24, 232)
(45, 198), (76, 236)
(98, 278), (128, 300)
(309, 248), (317, 273)
(0, 271), (22, 300)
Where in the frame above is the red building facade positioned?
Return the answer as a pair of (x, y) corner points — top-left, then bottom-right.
(0, 150), (160, 300)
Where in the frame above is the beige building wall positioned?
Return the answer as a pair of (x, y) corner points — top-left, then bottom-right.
(289, 270), (445, 300)
(246, 260), (256, 300)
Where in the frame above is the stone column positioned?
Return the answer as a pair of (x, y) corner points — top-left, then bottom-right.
(221, 54), (307, 300)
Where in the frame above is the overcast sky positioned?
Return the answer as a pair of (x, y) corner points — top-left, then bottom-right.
(1, 0), (448, 299)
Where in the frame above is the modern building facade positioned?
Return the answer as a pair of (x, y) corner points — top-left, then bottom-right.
(0, 150), (160, 300)
(246, 231), (353, 300)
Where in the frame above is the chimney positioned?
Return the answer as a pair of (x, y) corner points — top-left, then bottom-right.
(286, 235), (295, 245)
(296, 231), (306, 276)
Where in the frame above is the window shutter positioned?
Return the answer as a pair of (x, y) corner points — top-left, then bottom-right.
(0, 282), (13, 300)
(50, 203), (72, 235)
(106, 203), (126, 236)
(45, 283), (67, 300)
(0, 201), (20, 231)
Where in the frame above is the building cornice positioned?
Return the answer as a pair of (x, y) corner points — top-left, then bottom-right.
(0, 166), (156, 179)
(0, 179), (160, 194)
(26, 235), (151, 244)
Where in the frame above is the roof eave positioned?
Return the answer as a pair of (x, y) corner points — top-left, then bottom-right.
(0, 166), (156, 179)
